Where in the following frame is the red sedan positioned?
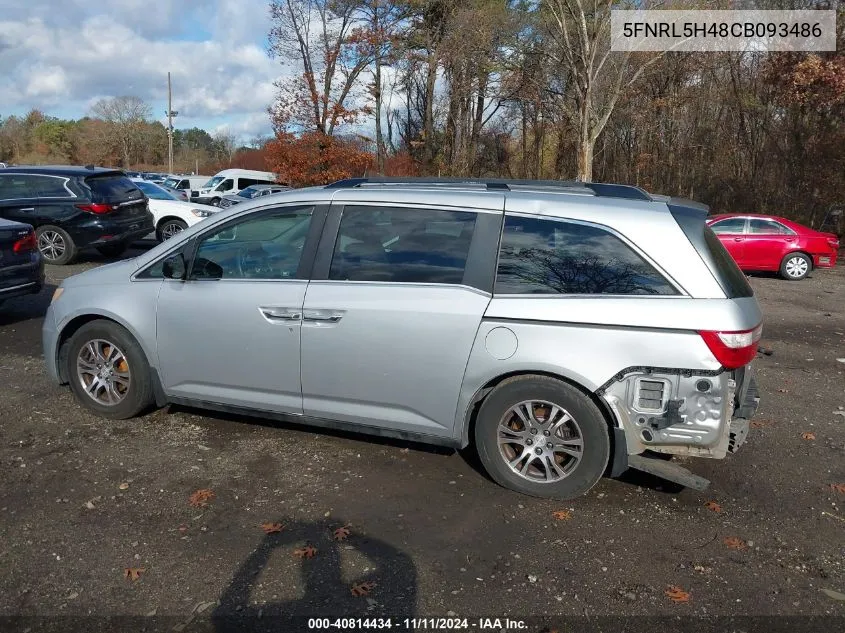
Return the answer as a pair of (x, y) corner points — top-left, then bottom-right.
(706, 214), (840, 280)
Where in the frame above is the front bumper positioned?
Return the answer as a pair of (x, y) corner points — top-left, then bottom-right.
(601, 364), (760, 460)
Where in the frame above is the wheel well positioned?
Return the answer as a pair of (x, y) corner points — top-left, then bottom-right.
(55, 315), (124, 383)
(783, 250), (813, 269)
(462, 370), (619, 448)
(156, 216), (187, 230)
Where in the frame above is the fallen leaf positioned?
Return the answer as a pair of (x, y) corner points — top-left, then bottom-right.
(665, 585), (691, 603)
(294, 545), (318, 559)
(124, 567), (145, 581)
(801, 432), (816, 440)
(704, 501), (722, 513)
(261, 522), (284, 534)
(333, 525), (351, 541)
(750, 419), (772, 429)
(830, 483), (845, 494)
(188, 489), (215, 508)
(118, 483), (129, 491)
(724, 536), (747, 550)
(350, 581), (376, 597)
(821, 588), (845, 601)
(552, 510), (572, 521)
(178, 524), (188, 534)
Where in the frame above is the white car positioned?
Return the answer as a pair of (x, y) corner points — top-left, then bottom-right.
(131, 179), (220, 241)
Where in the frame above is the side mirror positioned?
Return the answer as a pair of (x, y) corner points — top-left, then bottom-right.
(162, 254), (187, 280)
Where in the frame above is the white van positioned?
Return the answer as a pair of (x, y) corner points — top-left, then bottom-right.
(162, 175), (211, 196)
(192, 169), (279, 206)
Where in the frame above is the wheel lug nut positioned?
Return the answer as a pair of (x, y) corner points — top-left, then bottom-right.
(526, 439), (533, 446)
(547, 442), (553, 449)
(530, 428), (538, 435)
(534, 447), (542, 455)
(543, 430), (550, 436)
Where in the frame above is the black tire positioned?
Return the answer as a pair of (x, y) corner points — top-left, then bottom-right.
(96, 242), (129, 258)
(474, 375), (610, 500)
(779, 252), (812, 280)
(65, 320), (154, 420)
(156, 218), (188, 242)
(36, 225), (77, 265)
(210, 197), (221, 207)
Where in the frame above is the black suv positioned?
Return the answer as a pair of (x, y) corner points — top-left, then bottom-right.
(0, 166), (154, 265)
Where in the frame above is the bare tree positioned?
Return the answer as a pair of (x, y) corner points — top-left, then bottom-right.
(542, 0), (666, 181)
(269, 0), (376, 135)
(213, 129), (239, 165)
(89, 96), (152, 167)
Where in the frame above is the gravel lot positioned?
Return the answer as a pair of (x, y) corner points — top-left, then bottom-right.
(1, 245), (843, 631)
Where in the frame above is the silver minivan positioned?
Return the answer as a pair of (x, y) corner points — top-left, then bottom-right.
(42, 179), (762, 500)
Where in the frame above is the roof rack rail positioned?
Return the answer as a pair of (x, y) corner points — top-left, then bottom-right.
(325, 177), (653, 201)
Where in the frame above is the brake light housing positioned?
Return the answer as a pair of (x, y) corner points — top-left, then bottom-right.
(699, 324), (763, 369)
(76, 202), (115, 214)
(13, 230), (37, 254)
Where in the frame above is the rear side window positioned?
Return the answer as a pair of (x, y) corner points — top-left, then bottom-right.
(710, 218), (746, 234)
(495, 215), (678, 295)
(748, 219), (794, 235)
(329, 206), (476, 284)
(85, 175), (144, 203)
(671, 205), (754, 298)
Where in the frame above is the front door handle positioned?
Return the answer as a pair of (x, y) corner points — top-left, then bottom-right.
(259, 306), (302, 322)
(733, 237), (744, 242)
(303, 309), (345, 323)
(18, 208), (35, 212)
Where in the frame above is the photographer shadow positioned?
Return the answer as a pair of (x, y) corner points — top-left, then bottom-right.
(211, 518), (417, 633)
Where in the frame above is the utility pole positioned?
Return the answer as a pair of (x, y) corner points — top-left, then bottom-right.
(166, 72), (179, 174)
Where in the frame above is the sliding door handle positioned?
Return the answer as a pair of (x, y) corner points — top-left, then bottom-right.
(303, 309), (345, 323)
(259, 307), (302, 322)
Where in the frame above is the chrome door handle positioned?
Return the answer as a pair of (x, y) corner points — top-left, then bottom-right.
(19, 208), (35, 211)
(259, 307), (302, 322)
(303, 309), (345, 323)
(733, 237), (744, 242)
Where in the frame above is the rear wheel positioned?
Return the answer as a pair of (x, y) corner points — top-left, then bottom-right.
(780, 252), (811, 280)
(474, 375), (610, 500)
(65, 320), (154, 419)
(156, 218), (188, 242)
(36, 225), (77, 265)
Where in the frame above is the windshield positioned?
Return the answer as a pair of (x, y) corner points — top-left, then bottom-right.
(162, 177), (180, 189)
(135, 181), (178, 201)
(203, 176), (224, 189)
(237, 186), (260, 199)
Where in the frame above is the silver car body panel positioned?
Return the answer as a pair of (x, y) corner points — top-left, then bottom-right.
(42, 182), (763, 463)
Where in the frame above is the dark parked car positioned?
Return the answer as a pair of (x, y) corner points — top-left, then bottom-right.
(0, 218), (44, 307)
(0, 166), (154, 265)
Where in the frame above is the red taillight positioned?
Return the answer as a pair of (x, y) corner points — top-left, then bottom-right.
(827, 238), (840, 249)
(13, 231), (37, 254)
(76, 203), (114, 214)
(699, 324), (763, 370)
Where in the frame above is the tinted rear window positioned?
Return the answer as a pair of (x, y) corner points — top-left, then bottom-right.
(671, 205), (754, 298)
(85, 175), (144, 203)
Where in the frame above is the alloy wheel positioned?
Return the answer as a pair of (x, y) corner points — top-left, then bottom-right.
(76, 339), (131, 406)
(160, 222), (185, 240)
(497, 400), (584, 483)
(38, 230), (66, 261)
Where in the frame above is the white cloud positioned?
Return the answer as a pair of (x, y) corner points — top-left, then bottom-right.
(0, 0), (286, 141)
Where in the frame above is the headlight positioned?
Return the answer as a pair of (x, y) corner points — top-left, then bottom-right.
(191, 209), (214, 218)
(51, 287), (64, 304)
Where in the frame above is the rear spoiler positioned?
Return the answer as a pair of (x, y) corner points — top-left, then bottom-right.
(650, 193), (710, 213)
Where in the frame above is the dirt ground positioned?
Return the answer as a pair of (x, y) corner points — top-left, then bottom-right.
(1, 244), (843, 632)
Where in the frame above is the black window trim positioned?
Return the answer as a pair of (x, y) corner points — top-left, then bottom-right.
(0, 173), (76, 200)
(310, 201), (503, 294)
(132, 201), (329, 282)
(493, 212), (688, 298)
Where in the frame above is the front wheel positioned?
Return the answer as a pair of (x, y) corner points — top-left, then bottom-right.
(474, 375), (610, 500)
(156, 218), (188, 242)
(65, 320), (154, 419)
(36, 225), (77, 265)
(210, 198), (221, 207)
(780, 252), (811, 280)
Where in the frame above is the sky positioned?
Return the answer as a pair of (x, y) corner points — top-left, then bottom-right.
(0, 0), (284, 141)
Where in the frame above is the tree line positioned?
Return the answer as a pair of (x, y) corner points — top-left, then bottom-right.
(265, 0), (845, 226)
(0, 97), (257, 175)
